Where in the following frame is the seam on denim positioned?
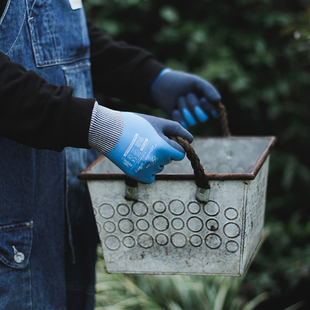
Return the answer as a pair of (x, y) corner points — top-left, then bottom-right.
(34, 53), (90, 67)
(0, 221), (33, 232)
(47, 1), (61, 62)
(6, 10), (27, 55)
(28, 265), (33, 309)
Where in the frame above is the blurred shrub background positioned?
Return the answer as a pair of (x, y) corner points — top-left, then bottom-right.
(83, 0), (310, 308)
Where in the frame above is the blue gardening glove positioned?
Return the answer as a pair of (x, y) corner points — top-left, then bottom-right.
(151, 69), (221, 129)
(89, 102), (193, 183)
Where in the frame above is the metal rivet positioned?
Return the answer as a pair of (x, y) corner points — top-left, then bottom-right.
(25, 221), (33, 228)
(12, 246), (25, 264)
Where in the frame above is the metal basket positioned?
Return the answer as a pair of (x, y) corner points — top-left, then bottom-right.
(79, 134), (276, 276)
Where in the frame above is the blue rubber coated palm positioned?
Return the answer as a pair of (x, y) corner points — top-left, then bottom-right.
(105, 112), (193, 183)
(151, 69), (221, 128)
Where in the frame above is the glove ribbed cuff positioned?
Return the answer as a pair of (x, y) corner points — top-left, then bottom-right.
(88, 102), (123, 154)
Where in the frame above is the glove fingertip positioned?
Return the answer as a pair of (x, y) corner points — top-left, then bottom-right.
(194, 106), (209, 122)
(182, 108), (197, 126)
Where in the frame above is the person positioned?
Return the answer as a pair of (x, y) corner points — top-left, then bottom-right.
(0, 0), (221, 309)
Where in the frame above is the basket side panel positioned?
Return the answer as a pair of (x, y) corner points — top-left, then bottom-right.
(240, 156), (270, 274)
(88, 179), (246, 276)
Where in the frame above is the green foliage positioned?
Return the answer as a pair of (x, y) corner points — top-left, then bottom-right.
(281, 8), (310, 61)
(84, 0), (310, 308)
(95, 249), (270, 310)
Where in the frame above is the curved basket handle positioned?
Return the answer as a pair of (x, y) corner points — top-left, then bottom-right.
(170, 136), (209, 189)
(125, 102), (231, 202)
(171, 101), (231, 190)
(218, 102), (231, 138)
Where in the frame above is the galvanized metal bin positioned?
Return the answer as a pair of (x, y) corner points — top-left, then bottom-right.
(79, 136), (276, 276)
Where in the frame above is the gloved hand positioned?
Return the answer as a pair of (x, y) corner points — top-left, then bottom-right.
(151, 69), (221, 129)
(89, 102), (193, 183)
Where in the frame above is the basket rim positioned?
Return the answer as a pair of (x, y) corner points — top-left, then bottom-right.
(78, 136), (276, 181)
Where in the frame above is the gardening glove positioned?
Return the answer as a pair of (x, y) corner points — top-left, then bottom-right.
(151, 69), (221, 129)
(89, 102), (193, 184)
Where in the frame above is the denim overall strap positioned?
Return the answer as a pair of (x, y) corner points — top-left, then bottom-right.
(0, 0), (98, 309)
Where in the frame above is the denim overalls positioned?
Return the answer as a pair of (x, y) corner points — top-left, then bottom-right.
(0, 1), (98, 309)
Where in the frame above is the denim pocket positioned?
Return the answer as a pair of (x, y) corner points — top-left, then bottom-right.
(27, 0), (90, 67)
(0, 221), (33, 272)
(0, 222), (33, 309)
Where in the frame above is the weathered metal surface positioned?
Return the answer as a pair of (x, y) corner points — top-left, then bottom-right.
(80, 137), (275, 276)
(78, 136), (276, 181)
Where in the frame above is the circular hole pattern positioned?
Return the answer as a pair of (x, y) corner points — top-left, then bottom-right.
(206, 219), (219, 231)
(171, 233), (187, 248)
(105, 236), (120, 250)
(169, 200), (185, 215)
(172, 218), (184, 230)
(99, 203), (114, 219)
(189, 235), (202, 247)
(103, 221), (116, 233)
(204, 201), (220, 216)
(118, 219), (134, 234)
(187, 217), (203, 232)
(201, 163), (212, 173)
(156, 234), (168, 246)
(153, 201), (166, 213)
(217, 163), (231, 173)
(226, 241), (239, 253)
(123, 236), (135, 248)
(205, 234), (222, 249)
(233, 166), (245, 173)
(117, 204), (130, 216)
(137, 219), (149, 231)
(138, 234), (154, 248)
(224, 223), (240, 238)
(188, 202), (201, 214)
(225, 208), (238, 220)
(153, 216), (169, 231)
(132, 202), (148, 217)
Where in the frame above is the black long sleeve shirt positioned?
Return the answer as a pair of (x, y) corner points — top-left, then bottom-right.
(0, 2), (165, 151)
